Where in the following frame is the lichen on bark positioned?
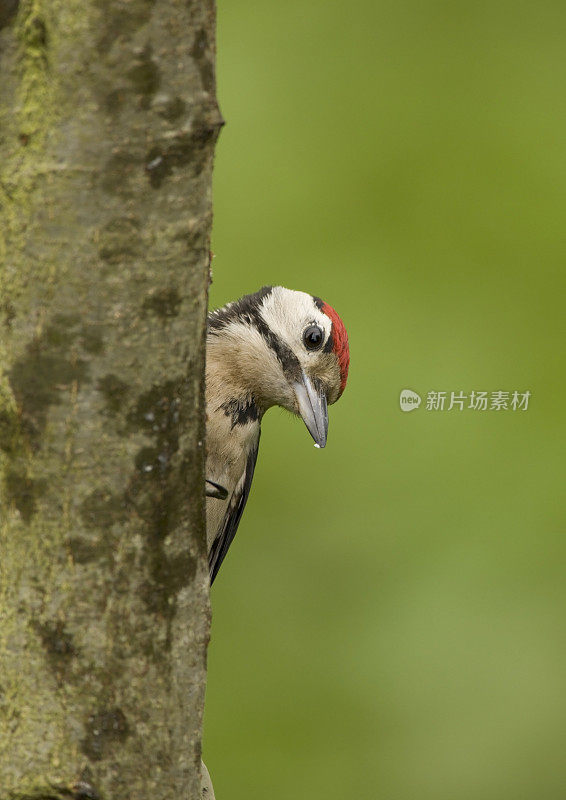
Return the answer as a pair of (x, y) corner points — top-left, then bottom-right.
(0, 0), (221, 797)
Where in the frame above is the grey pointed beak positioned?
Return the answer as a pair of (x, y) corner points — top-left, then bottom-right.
(293, 371), (328, 448)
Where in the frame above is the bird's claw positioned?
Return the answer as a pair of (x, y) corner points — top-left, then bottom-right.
(206, 479), (228, 500)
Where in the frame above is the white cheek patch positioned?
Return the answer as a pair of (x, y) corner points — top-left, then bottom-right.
(259, 286), (330, 360)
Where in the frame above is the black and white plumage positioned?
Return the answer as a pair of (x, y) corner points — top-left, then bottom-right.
(205, 286), (350, 584)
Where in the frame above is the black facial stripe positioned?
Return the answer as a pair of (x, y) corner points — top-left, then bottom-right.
(247, 308), (303, 382)
(208, 285), (274, 331)
(323, 330), (334, 354)
(208, 286), (302, 382)
(310, 296), (333, 352)
(220, 397), (260, 429)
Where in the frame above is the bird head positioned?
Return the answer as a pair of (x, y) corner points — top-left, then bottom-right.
(208, 286), (350, 447)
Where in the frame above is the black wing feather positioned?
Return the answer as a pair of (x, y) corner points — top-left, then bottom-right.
(208, 433), (260, 584)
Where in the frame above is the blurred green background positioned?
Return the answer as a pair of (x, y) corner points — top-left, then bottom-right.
(203, 2), (566, 798)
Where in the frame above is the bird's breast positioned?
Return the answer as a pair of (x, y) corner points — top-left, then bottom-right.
(205, 401), (261, 551)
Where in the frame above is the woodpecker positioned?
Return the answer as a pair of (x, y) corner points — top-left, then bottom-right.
(205, 285), (350, 583)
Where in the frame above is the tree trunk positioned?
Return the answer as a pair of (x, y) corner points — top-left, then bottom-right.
(0, 1), (221, 797)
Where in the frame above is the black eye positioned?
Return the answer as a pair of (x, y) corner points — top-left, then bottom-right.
(303, 325), (324, 351)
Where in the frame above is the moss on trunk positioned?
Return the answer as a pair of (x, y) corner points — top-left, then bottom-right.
(0, 1), (221, 796)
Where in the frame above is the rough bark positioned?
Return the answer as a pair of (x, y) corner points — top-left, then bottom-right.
(0, 1), (221, 797)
